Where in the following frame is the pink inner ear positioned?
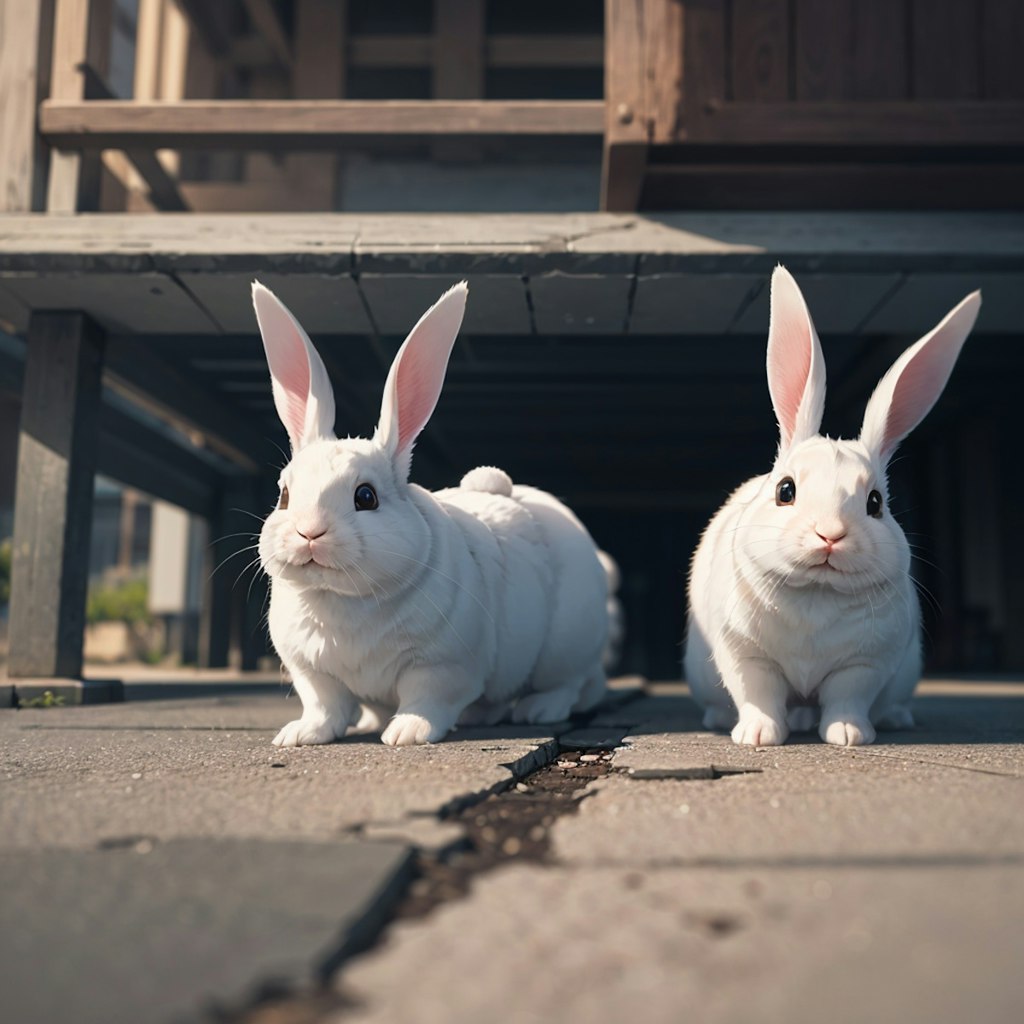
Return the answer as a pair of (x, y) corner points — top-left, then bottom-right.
(881, 350), (953, 457)
(271, 347), (311, 445)
(395, 339), (440, 453)
(768, 322), (812, 444)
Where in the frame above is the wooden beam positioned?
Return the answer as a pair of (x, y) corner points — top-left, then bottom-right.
(288, 0), (345, 210)
(0, 0), (55, 212)
(46, 0), (113, 212)
(39, 99), (607, 148)
(104, 339), (263, 472)
(174, 0), (231, 57)
(96, 403), (224, 519)
(8, 311), (104, 680)
(242, 0), (292, 69)
(433, 0), (485, 161)
(688, 100), (1024, 145)
(78, 64), (189, 210)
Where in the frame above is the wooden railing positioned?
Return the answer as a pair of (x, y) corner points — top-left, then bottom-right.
(4, 0), (1024, 215)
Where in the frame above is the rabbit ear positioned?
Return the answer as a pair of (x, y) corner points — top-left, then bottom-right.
(766, 266), (827, 452)
(376, 282), (467, 479)
(860, 291), (980, 464)
(252, 281), (336, 451)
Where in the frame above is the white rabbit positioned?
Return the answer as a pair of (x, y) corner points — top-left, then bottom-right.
(684, 266), (980, 747)
(253, 281), (609, 747)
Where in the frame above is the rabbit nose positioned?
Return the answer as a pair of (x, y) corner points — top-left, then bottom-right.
(296, 523), (328, 541)
(815, 524), (847, 545)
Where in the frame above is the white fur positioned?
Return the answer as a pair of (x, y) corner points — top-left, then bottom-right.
(684, 267), (980, 748)
(253, 281), (609, 746)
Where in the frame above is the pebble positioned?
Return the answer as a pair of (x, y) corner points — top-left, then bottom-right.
(579, 754), (600, 762)
(131, 772), (142, 780)
(502, 837), (522, 856)
(515, 782), (529, 793)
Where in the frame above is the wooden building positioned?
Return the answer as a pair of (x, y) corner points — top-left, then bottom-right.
(1, 0), (1023, 697)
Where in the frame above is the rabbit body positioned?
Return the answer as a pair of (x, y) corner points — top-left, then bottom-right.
(684, 267), (979, 747)
(253, 283), (608, 746)
(685, 463), (920, 748)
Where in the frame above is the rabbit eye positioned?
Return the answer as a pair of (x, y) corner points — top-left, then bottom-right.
(867, 489), (883, 518)
(278, 485), (289, 510)
(354, 483), (379, 511)
(775, 477), (796, 506)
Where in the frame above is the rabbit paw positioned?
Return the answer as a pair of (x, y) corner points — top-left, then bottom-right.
(510, 690), (576, 724)
(702, 706), (735, 731)
(381, 713), (448, 746)
(732, 707), (788, 747)
(820, 717), (876, 746)
(272, 715), (344, 747)
(787, 706), (819, 733)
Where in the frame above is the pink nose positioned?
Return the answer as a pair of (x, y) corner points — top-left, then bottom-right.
(815, 527), (847, 546)
(296, 525), (327, 541)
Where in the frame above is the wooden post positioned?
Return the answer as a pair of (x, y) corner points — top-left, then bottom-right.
(433, 0), (485, 162)
(287, 0), (345, 209)
(0, 0), (55, 212)
(46, 0), (111, 213)
(8, 311), (120, 702)
(601, 0), (649, 211)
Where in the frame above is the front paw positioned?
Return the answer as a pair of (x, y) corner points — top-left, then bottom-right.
(820, 716), (876, 746)
(381, 713), (449, 746)
(732, 706), (788, 747)
(272, 715), (343, 747)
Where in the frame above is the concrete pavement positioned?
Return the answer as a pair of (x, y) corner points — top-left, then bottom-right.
(0, 675), (1021, 1023)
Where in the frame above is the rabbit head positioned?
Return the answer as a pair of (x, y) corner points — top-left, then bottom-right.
(737, 267), (980, 596)
(253, 281), (468, 597)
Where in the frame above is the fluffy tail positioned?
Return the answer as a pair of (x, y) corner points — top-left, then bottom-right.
(460, 465), (514, 497)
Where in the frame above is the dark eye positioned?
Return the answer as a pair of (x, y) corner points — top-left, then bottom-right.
(278, 484), (289, 510)
(867, 489), (883, 518)
(775, 477), (796, 506)
(354, 483), (379, 511)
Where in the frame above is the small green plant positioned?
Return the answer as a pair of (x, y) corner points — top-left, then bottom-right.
(87, 577), (151, 626)
(19, 690), (66, 708)
(0, 537), (11, 606)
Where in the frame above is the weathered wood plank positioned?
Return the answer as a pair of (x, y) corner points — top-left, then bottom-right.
(862, 272), (1024, 334)
(8, 311), (104, 679)
(731, 0), (790, 102)
(78, 64), (189, 211)
(686, 100), (1024, 144)
(850, 0), (909, 100)
(358, 274), (531, 335)
(0, 0), (54, 212)
(46, 0), (113, 212)
(684, 0), (728, 111)
(912, 0), (980, 100)
(630, 274), (763, 334)
(729, 272), (902, 334)
(104, 339), (265, 470)
(176, 271), (372, 334)
(529, 272), (634, 335)
(0, 270), (217, 333)
(242, 0), (292, 69)
(643, 0), (685, 143)
(433, 0), (485, 161)
(602, 0), (648, 210)
(794, 0), (854, 100)
(287, 0), (344, 210)
(40, 100), (606, 147)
